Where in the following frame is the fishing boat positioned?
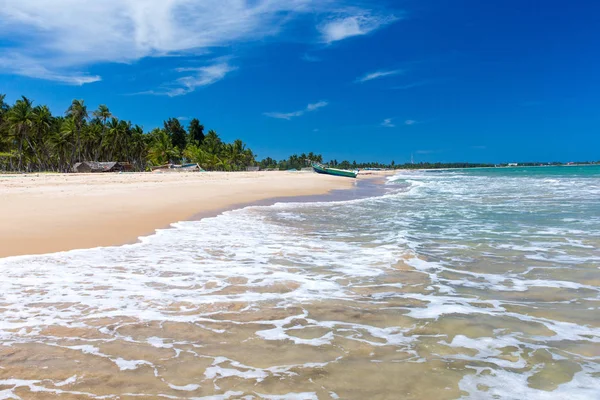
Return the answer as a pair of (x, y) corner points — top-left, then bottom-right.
(312, 163), (359, 178)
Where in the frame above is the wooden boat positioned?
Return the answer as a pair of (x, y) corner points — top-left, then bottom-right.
(312, 163), (359, 178)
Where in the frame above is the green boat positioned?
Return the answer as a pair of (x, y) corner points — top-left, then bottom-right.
(312, 163), (359, 178)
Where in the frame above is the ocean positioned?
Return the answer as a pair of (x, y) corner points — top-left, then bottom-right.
(1, 166), (599, 399)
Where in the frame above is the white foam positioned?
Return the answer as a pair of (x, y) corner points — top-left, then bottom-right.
(168, 383), (200, 391)
(147, 336), (173, 348)
(113, 358), (153, 371)
(54, 375), (78, 387)
(255, 393), (318, 400)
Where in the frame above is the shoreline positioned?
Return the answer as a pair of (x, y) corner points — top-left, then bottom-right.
(0, 171), (393, 259)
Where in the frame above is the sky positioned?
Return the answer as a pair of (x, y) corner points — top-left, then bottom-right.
(0, 0), (598, 164)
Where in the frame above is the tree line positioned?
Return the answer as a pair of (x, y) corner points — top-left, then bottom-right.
(5, 95), (587, 174)
(0, 95), (256, 172)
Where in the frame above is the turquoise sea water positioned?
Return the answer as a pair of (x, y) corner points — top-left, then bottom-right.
(0, 165), (599, 399)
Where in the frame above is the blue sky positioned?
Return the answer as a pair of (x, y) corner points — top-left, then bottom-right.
(1, 0), (598, 163)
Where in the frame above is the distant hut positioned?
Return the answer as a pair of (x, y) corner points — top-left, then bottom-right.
(246, 166), (260, 172)
(72, 161), (132, 173)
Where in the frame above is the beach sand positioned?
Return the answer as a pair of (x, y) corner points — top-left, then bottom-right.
(0, 171), (382, 258)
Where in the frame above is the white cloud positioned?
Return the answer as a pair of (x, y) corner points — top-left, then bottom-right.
(172, 63), (237, 95)
(319, 11), (398, 43)
(393, 80), (432, 90)
(0, 1), (397, 86)
(302, 53), (321, 62)
(381, 118), (395, 128)
(0, 54), (100, 85)
(356, 69), (403, 83)
(405, 119), (417, 125)
(306, 101), (328, 111)
(138, 62), (236, 96)
(264, 101), (328, 120)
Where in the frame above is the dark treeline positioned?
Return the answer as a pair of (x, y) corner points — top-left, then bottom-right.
(259, 156), (394, 170)
(0, 95), (256, 172)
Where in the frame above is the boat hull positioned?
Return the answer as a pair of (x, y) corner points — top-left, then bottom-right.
(312, 164), (358, 178)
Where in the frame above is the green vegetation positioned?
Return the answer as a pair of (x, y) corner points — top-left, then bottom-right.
(0, 96), (256, 172)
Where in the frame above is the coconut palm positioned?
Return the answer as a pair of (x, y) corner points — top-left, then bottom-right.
(6, 96), (35, 171)
(65, 99), (88, 164)
(103, 117), (122, 161)
(0, 95), (269, 172)
(50, 118), (76, 172)
(92, 104), (112, 161)
(202, 130), (222, 155)
(147, 128), (177, 166)
(130, 125), (147, 169)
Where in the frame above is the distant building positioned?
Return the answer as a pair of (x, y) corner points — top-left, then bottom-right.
(246, 166), (260, 172)
(508, 163), (518, 167)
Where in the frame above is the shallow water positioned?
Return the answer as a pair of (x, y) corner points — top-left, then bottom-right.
(1, 166), (599, 399)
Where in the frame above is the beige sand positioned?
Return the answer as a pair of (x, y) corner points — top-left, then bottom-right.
(0, 171), (374, 258)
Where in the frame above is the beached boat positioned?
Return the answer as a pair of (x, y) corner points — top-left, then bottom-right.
(312, 163), (359, 178)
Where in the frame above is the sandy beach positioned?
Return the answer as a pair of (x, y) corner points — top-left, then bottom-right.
(0, 171), (374, 258)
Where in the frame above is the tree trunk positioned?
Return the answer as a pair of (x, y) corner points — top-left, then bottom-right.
(17, 127), (24, 172)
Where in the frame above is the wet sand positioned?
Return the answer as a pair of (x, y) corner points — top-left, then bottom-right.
(0, 171), (389, 258)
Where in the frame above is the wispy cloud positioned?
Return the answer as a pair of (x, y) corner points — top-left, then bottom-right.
(319, 10), (398, 43)
(170, 63), (237, 96)
(0, 54), (101, 85)
(381, 118), (395, 128)
(0, 1), (397, 85)
(264, 100), (328, 120)
(356, 69), (403, 83)
(393, 80), (432, 90)
(404, 119), (417, 125)
(139, 61), (236, 96)
(416, 150), (434, 154)
(302, 53), (321, 62)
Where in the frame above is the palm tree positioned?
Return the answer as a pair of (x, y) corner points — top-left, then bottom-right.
(6, 96), (35, 171)
(51, 118), (76, 172)
(65, 99), (88, 165)
(147, 128), (176, 166)
(130, 125), (146, 170)
(183, 143), (208, 167)
(92, 104), (112, 161)
(204, 152), (224, 171)
(104, 117), (122, 161)
(32, 105), (54, 170)
(0, 94), (267, 173)
(0, 94), (8, 125)
(202, 130), (222, 155)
